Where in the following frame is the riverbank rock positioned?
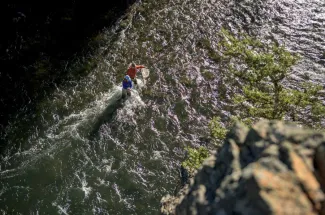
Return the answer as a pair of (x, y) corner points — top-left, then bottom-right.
(160, 120), (325, 215)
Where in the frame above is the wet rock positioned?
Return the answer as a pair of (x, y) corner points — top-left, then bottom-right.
(160, 120), (325, 215)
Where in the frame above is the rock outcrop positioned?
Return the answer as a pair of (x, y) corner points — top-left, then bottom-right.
(161, 120), (325, 215)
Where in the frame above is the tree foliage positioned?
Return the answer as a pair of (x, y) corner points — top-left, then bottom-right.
(183, 29), (325, 173)
(216, 28), (325, 126)
(209, 116), (228, 145)
(182, 146), (209, 172)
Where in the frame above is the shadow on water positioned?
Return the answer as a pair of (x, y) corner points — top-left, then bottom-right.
(88, 78), (146, 141)
(88, 93), (129, 139)
(0, 1), (138, 131)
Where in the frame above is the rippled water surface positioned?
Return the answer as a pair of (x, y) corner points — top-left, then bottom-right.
(1, 0), (324, 214)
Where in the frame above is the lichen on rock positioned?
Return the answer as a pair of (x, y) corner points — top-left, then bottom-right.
(160, 119), (325, 215)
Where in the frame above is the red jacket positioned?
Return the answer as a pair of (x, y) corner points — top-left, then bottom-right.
(127, 65), (145, 79)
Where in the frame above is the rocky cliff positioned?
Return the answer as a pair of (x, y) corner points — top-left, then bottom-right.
(161, 120), (325, 215)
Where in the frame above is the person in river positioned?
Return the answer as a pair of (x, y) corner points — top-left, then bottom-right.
(126, 62), (146, 84)
(122, 75), (132, 98)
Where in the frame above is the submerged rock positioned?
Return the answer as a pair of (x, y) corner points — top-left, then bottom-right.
(161, 120), (325, 215)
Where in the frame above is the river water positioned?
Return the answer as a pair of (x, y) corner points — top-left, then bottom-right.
(1, 0), (324, 214)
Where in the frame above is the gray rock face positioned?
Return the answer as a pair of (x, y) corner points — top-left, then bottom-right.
(160, 120), (325, 215)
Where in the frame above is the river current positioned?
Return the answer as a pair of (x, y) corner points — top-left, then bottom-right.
(1, 0), (324, 214)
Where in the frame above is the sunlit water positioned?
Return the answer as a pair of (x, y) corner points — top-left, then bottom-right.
(1, 0), (324, 214)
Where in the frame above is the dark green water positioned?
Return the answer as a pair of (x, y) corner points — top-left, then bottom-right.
(1, 0), (324, 214)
